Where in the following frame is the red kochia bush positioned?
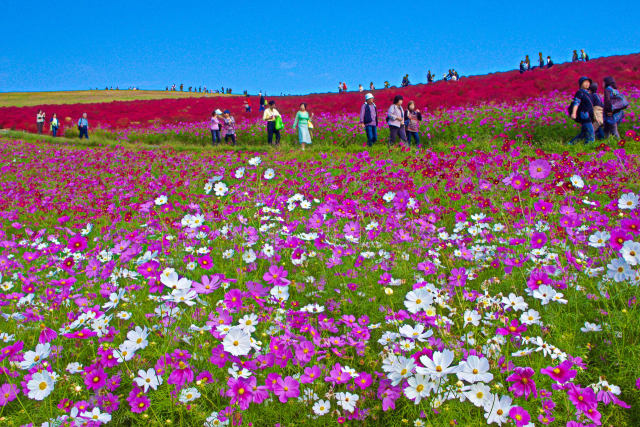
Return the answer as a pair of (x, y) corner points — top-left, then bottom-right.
(2, 54), (640, 132)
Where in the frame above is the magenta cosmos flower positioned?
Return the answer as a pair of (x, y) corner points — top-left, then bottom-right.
(0, 383), (18, 406)
(273, 375), (300, 402)
(529, 159), (551, 180)
(509, 406), (531, 426)
(507, 366), (537, 399)
(540, 360), (577, 383)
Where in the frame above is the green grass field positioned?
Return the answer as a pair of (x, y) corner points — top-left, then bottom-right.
(0, 90), (234, 107)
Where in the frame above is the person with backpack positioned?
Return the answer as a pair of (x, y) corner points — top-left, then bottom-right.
(359, 93), (378, 147)
(404, 101), (423, 148)
(568, 76), (595, 145)
(78, 113), (89, 139)
(263, 100), (281, 145)
(387, 95), (407, 147)
(222, 110), (236, 145)
(36, 110), (45, 134)
(210, 109), (222, 145)
(589, 83), (605, 140)
(50, 113), (59, 137)
(603, 76), (628, 139)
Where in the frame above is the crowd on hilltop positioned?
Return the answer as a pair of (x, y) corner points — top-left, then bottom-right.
(520, 49), (591, 74)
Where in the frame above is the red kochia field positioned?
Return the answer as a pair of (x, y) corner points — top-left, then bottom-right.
(1, 54), (640, 132)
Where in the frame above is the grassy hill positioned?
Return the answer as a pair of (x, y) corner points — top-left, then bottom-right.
(0, 89), (233, 107)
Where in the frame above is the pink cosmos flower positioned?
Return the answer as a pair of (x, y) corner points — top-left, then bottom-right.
(273, 375), (299, 403)
(496, 318), (527, 337)
(262, 265), (289, 286)
(529, 159), (551, 180)
(226, 377), (253, 410)
(300, 365), (322, 384)
(85, 367), (108, 391)
(567, 384), (597, 412)
(540, 360), (577, 383)
(0, 383), (18, 406)
(68, 235), (87, 252)
(507, 366), (537, 399)
(509, 406), (531, 426)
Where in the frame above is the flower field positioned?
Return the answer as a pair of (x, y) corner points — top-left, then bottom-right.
(1, 56), (640, 427)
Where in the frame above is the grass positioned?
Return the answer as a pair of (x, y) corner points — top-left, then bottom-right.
(0, 90), (235, 107)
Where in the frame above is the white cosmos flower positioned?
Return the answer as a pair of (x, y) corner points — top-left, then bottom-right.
(335, 391), (359, 412)
(621, 241), (640, 265)
(463, 309), (481, 327)
(404, 289), (433, 314)
(312, 399), (330, 415)
(464, 383), (492, 407)
(457, 356), (493, 383)
(248, 156), (262, 166)
(135, 368), (162, 392)
(234, 168), (245, 179)
(263, 168), (275, 180)
(588, 231), (610, 248)
(618, 192), (639, 210)
(569, 175), (584, 188)
(238, 314), (258, 333)
(416, 349), (460, 379)
(607, 258), (633, 282)
(126, 326), (149, 351)
(160, 271), (192, 292)
(382, 191), (396, 202)
(484, 394), (512, 425)
(80, 407), (112, 424)
(20, 343), (51, 369)
(27, 371), (56, 400)
(242, 249), (256, 264)
(222, 327), (252, 356)
(580, 322), (602, 332)
(214, 182), (229, 197)
(154, 195), (168, 205)
(398, 324), (432, 342)
(404, 375), (434, 404)
(179, 387), (201, 403)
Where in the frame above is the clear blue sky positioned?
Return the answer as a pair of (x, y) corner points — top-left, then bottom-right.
(2, 1), (639, 95)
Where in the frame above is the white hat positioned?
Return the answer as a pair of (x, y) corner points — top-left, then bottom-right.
(365, 93), (374, 100)
(215, 109), (223, 115)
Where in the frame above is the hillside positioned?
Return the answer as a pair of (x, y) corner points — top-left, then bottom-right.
(1, 53), (639, 132)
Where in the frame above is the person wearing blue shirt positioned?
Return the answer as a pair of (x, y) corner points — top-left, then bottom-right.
(569, 77), (595, 145)
(78, 113), (89, 139)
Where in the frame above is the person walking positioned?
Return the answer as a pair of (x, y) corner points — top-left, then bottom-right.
(589, 83), (605, 140)
(259, 92), (265, 111)
(427, 70), (433, 83)
(603, 76), (627, 139)
(568, 76), (595, 145)
(210, 109), (222, 145)
(572, 50), (579, 62)
(404, 101), (422, 148)
(369, 82), (375, 90)
(78, 113), (89, 139)
(263, 100), (281, 145)
(359, 93), (378, 147)
(293, 103), (313, 150)
(36, 110), (45, 134)
(222, 110), (236, 145)
(387, 95), (407, 147)
(50, 113), (59, 137)
(538, 52), (544, 68)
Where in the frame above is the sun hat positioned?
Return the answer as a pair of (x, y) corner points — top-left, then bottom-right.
(215, 109), (223, 115)
(578, 76), (592, 87)
(223, 110), (231, 114)
(365, 93), (374, 100)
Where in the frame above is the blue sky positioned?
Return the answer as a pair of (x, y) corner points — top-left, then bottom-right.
(1, 1), (639, 95)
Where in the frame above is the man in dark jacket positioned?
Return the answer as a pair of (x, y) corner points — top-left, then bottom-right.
(569, 76), (595, 145)
(359, 93), (378, 147)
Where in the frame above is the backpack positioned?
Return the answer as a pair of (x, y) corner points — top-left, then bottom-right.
(609, 88), (630, 112)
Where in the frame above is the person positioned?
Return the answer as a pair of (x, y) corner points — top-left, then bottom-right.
(210, 109), (222, 145)
(588, 83), (605, 140)
(293, 103), (313, 150)
(427, 70), (433, 83)
(338, 82), (342, 93)
(222, 110), (236, 145)
(401, 74), (410, 87)
(581, 49), (588, 61)
(36, 110), (45, 134)
(603, 76), (625, 138)
(359, 93), (378, 147)
(572, 50), (579, 62)
(568, 77), (595, 145)
(519, 61), (526, 74)
(538, 52), (544, 68)
(50, 113), (59, 137)
(243, 100), (251, 112)
(546, 56), (554, 68)
(387, 95), (407, 147)
(342, 82), (347, 92)
(259, 92), (265, 111)
(384, 81), (390, 89)
(452, 70), (459, 81)
(404, 101), (422, 148)
(78, 113), (89, 139)
(524, 55), (531, 70)
(369, 82), (375, 90)
(263, 100), (281, 145)
(358, 84), (363, 92)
